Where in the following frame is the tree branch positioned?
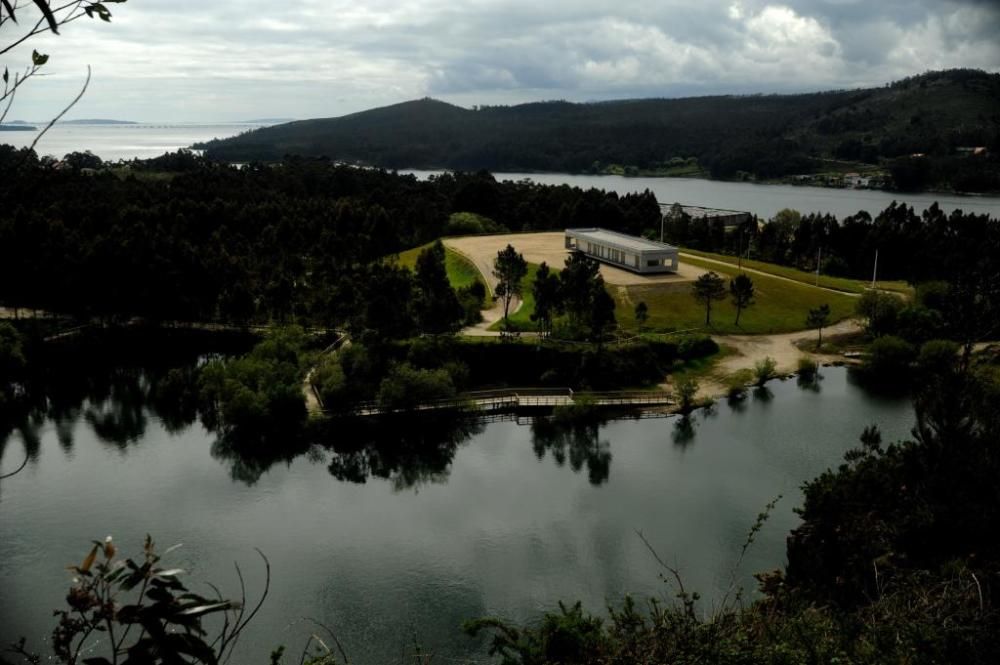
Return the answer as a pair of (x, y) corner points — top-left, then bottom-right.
(27, 62), (88, 154)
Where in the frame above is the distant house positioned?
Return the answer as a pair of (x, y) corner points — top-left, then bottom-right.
(659, 203), (751, 230)
(565, 228), (678, 274)
(844, 173), (871, 188)
(957, 146), (988, 156)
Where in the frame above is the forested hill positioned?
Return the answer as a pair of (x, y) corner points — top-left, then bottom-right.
(199, 69), (1000, 191)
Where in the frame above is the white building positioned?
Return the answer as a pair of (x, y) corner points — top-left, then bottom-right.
(565, 228), (679, 274)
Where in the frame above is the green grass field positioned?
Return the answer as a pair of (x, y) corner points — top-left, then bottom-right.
(483, 255), (859, 335)
(617, 258), (858, 335)
(679, 248), (912, 296)
(392, 243), (484, 291)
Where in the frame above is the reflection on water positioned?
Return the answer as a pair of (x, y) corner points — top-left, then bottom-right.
(0, 343), (918, 664)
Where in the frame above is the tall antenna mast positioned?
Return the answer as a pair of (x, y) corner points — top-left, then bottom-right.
(871, 249), (879, 290)
(815, 246), (822, 286)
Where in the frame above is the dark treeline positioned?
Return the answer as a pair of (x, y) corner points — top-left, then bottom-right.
(664, 201), (1000, 283)
(0, 147), (658, 327)
(199, 69), (1000, 192)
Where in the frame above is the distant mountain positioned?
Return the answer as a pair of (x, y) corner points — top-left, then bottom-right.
(199, 69), (1000, 192)
(61, 119), (138, 125)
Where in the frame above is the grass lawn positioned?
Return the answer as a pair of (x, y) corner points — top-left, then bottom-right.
(392, 243), (484, 291)
(485, 255), (859, 335)
(617, 259), (858, 335)
(679, 248), (912, 296)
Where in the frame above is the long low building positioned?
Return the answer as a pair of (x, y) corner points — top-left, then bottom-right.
(565, 228), (679, 274)
(660, 202), (752, 229)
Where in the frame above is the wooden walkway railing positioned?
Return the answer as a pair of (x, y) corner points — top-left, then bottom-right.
(328, 387), (675, 418)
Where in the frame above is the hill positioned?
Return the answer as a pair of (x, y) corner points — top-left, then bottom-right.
(198, 70), (1000, 192)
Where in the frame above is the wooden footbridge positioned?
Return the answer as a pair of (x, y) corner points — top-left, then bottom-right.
(321, 387), (675, 418)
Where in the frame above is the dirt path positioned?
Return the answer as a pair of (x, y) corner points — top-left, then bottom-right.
(680, 318), (863, 399)
(445, 233), (699, 286)
(444, 239), (526, 336)
(678, 252), (862, 298)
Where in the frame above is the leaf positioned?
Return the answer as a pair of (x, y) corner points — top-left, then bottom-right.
(31, 50), (49, 66)
(80, 544), (99, 573)
(175, 601), (234, 617)
(31, 0), (58, 34)
(154, 568), (185, 578)
(4, 67), (10, 84)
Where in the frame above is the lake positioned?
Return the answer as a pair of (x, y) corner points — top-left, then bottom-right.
(2, 123), (998, 219)
(0, 361), (914, 664)
(405, 170), (1000, 220)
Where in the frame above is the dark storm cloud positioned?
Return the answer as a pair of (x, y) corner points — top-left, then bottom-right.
(3, 0), (998, 121)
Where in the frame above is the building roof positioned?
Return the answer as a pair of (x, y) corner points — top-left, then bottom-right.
(566, 228), (677, 253)
(658, 203), (750, 218)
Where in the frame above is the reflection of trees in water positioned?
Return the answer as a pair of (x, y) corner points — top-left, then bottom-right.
(530, 409), (612, 485)
(208, 413), (483, 489)
(321, 415), (483, 492)
(0, 333), (245, 470)
(671, 415), (697, 448)
(797, 370), (823, 393)
(209, 433), (319, 486)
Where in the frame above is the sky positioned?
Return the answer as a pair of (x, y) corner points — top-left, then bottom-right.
(3, 0), (999, 123)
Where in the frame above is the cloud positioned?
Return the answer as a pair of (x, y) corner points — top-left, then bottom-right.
(2, 0), (997, 121)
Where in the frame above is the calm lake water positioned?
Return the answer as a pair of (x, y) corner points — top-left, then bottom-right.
(406, 170), (1000, 220)
(0, 364), (913, 664)
(1, 123), (998, 218)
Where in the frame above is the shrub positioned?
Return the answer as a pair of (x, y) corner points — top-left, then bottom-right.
(753, 356), (778, 386)
(862, 335), (916, 380)
(376, 362), (457, 411)
(856, 290), (903, 337)
(677, 335), (719, 360)
(675, 377), (699, 413)
(797, 356), (818, 377)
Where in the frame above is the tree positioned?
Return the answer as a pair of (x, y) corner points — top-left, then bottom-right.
(856, 290), (902, 337)
(531, 261), (562, 336)
(413, 240), (463, 333)
(634, 301), (648, 328)
(589, 283), (616, 344)
(729, 274), (755, 326)
(493, 244), (527, 330)
(675, 376), (699, 413)
(806, 303), (831, 349)
(691, 272), (727, 326)
(559, 252), (602, 328)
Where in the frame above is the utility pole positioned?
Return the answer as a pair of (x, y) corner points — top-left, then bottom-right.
(660, 213), (665, 244)
(815, 246), (822, 286)
(738, 228), (744, 271)
(871, 249), (879, 290)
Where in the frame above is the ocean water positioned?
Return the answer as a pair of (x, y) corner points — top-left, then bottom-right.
(0, 123), (260, 161)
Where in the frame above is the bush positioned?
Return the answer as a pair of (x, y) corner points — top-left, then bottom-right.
(457, 282), (487, 325)
(198, 327), (308, 436)
(862, 335), (916, 379)
(797, 356), (818, 377)
(677, 334), (719, 360)
(376, 362), (457, 411)
(856, 290), (904, 337)
(753, 356), (778, 386)
(675, 377), (699, 413)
